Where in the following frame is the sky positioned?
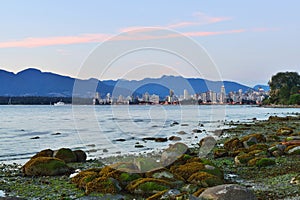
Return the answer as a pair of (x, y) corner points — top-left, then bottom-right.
(0, 0), (299, 86)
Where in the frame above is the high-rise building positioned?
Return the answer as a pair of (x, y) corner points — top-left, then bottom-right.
(220, 85), (226, 104)
(183, 89), (190, 100)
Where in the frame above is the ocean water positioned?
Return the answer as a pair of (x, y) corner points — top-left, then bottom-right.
(0, 105), (298, 164)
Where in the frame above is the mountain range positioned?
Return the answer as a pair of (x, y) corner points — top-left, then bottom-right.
(0, 68), (269, 98)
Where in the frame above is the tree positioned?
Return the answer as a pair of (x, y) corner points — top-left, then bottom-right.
(268, 71), (300, 104)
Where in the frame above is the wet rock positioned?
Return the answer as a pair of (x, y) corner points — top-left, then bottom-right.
(192, 129), (202, 133)
(126, 178), (171, 194)
(287, 146), (300, 155)
(135, 144), (144, 148)
(187, 171), (223, 187)
(51, 132), (61, 135)
(30, 136), (40, 139)
(170, 162), (205, 180)
(255, 158), (276, 167)
(177, 131), (187, 135)
(169, 136), (182, 141)
(214, 149), (228, 158)
(181, 124), (189, 126)
(155, 137), (168, 142)
(86, 177), (121, 194)
(241, 133), (266, 143)
(103, 149), (109, 153)
(243, 137), (258, 148)
(161, 189), (181, 199)
(277, 127), (293, 135)
(142, 137), (156, 141)
(32, 149), (54, 159)
(133, 157), (161, 172)
(199, 184), (257, 200)
(73, 150), (87, 162)
(53, 148), (77, 163)
(290, 174), (300, 185)
(171, 121), (180, 125)
(115, 138), (126, 142)
(224, 138), (243, 151)
(22, 157), (71, 176)
(161, 143), (189, 166)
(234, 150), (266, 166)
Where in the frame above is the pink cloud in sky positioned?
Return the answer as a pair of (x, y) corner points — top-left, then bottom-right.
(168, 12), (232, 29)
(0, 27), (271, 48)
(0, 34), (110, 48)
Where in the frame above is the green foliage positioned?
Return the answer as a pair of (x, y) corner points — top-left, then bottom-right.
(268, 72), (300, 104)
(289, 94), (300, 105)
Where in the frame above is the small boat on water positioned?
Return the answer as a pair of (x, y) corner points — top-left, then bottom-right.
(54, 100), (65, 106)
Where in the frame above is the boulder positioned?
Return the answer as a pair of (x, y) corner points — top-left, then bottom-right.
(243, 137), (258, 148)
(53, 148), (77, 163)
(187, 171), (223, 187)
(169, 136), (182, 141)
(277, 127), (293, 135)
(241, 133), (266, 143)
(126, 178), (171, 194)
(22, 157), (71, 176)
(73, 150), (87, 162)
(287, 146), (300, 155)
(199, 184), (257, 200)
(85, 177), (121, 194)
(32, 149), (54, 159)
(155, 138), (168, 142)
(224, 138), (243, 151)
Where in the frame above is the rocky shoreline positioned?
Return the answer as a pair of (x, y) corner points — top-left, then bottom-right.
(0, 115), (299, 200)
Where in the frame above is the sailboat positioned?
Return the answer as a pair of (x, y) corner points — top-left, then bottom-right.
(8, 98), (11, 105)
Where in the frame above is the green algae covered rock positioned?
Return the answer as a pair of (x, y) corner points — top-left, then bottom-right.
(85, 177), (121, 194)
(126, 178), (171, 194)
(256, 158), (276, 167)
(187, 171), (223, 187)
(54, 148), (77, 163)
(22, 157), (71, 176)
(224, 138), (243, 151)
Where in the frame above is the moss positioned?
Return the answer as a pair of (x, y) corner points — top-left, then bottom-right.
(72, 171), (99, 189)
(241, 133), (266, 143)
(126, 178), (171, 194)
(170, 162), (205, 180)
(187, 172), (223, 187)
(193, 188), (206, 197)
(284, 145), (298, 153)
(224, 137), (242, 151)
(202, 166), (224, 179)
(256, 158), (276, 167)
(247, 144), (269, 152)
(214, 149), (228, 158)
(85, 177), (120, 194)
(22, 157), (70, 176)
(146, 190), (169, 200)
(54, 148), (77, 163)
(235, 150), (266, 165)
(119, 172), (141, 183)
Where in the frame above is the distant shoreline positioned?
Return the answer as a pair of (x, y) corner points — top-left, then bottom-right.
(262, 104), (300, 108)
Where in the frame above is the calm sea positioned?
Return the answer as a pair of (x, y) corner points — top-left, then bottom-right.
(0, 105), (298, 164)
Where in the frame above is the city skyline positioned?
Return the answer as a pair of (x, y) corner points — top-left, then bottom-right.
(0, 1), (299, 86)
